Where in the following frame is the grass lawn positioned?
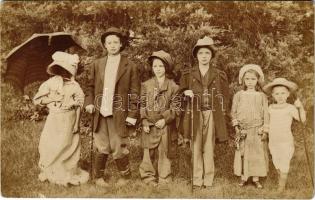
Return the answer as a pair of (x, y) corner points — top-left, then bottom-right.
(1, 117), (314, 198)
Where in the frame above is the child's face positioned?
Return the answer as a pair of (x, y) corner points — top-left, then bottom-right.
(197, 47), (212, 65)
(152, 58), (166, 79)
(104, 35), (122, 55)
(272, 86), (290, 104)
(53, 65), (72, 79)
(243, 72), (258, 90)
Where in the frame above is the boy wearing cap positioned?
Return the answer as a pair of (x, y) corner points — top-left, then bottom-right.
(178, 36), (230, 188)
(263, 78), (306, 192)
(139, 50), (179, 186)
(85, 27), (140, 187)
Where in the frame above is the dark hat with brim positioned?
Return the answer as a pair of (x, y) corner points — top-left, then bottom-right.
(101, 27), (127, 51)
(148, 50), (174, 71)
(263, 78), (298, 94)
(192, 36), (216, 58)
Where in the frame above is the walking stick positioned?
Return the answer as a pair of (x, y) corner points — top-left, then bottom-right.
(294, 93), (313, 187)
(90, 114), (94, 181)
(190, 96), (194, 193)
(297, 104), (313, 187)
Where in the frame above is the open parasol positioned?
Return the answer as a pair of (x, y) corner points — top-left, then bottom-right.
(4, 32), (85, 92)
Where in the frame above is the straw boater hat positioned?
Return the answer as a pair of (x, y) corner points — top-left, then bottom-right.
(238, 64), (265, 85)
(192, 36), (216, 58)
(47, 51), (79, 76)
(148, 50), (174, 71)
(263, 78), (298, 94)
(100, 27), (127, 51)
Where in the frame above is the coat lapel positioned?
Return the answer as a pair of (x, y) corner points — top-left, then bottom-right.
(206, 67), (217, 86)
(191, 66), (201, 84)
(99, 56), (107, 85)
(191, 65), (217, 86)
(115, 55), (127, 84)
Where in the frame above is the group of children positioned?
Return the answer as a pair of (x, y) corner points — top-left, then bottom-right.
(231, 64), (306, 192)
(33, 27), (306, 192)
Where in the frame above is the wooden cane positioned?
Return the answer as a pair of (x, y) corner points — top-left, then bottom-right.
(297, 103), (313, 187)
(293, 92), (313, 188)
(90, 114), (94, 181)
(190, 96), (194, 193)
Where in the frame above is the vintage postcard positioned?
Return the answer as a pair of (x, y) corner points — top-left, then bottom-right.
(1, 1), (314, 199)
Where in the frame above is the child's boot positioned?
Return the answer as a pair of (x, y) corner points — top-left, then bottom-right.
(277, 172), (288, 192)
(238, 178), (247, 187)
(115, 155), (131, 187)
(94, 153), (109, 187)
(253, 176), (263, 189)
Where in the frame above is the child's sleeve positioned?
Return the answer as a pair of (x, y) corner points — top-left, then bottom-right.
(218, 70), (231, 115)
(290, 105), (300, 121)
(262, 93), (270, 133)
(177, 69), (189, 94)
(127, 62), (141, 120)
(140, 82), (150, 127)
(84, 61), (96, 108)
(73, 84), (85, 109)
(33, 80), (50, 106)
(231, 91), (240, 127)
(162, 82), (180, 124)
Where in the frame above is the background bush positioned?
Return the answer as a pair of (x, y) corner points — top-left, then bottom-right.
(1, 1), (313, 126)
(0, 2), (313, 198)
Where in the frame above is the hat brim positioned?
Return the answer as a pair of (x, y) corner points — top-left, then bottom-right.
(263, 81), (298, 94)
(101, 32), (127, 51)
(148, 56), (173, 71)
(47, 62), (74, 76)
(192, 45), (215, 58)
(238, 66), (265, 85)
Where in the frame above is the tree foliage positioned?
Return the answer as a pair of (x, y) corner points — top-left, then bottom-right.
(0, 1), (313, 124)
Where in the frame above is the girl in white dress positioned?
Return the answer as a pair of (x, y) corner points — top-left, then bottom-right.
(263, 78), (306, 192)
(33, 51), (89, 186)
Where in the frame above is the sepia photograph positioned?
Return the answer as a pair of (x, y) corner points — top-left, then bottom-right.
(0, 1), (314, 198)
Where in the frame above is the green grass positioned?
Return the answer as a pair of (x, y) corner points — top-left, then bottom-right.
(1, 117), (314, 198)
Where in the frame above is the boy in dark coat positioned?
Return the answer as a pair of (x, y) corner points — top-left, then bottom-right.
(84, 27), (140, 187)
(178, 36), (230, 188)
(139, 50), (179, 186)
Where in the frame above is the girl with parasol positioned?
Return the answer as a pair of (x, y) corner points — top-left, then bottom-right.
(33, 51), (89, 186)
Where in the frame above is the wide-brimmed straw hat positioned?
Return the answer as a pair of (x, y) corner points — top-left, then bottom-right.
(100, 27), (127, 51)
(148, 50), (174, 71)
(238, 64), (264, 85)
(47, 51), (79, 76)
(192, 36), (216, 58)
(263, 78), (298, 94)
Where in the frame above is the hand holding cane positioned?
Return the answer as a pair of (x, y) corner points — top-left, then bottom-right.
(293, 93), (313, 187)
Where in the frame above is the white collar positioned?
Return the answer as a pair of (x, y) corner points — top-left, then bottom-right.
(107, 54), (121, 59)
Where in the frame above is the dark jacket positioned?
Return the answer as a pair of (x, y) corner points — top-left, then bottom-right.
(84, 54), (140, 137)
(140, 77), (179, 158)
(178, 65), (231, 142)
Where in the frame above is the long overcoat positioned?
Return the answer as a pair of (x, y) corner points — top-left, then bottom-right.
(178, 65), (231, 142)
(84, 54), (140, 137)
